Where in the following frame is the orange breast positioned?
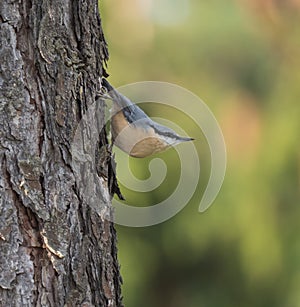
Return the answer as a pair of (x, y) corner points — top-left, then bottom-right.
(110, 110), (169, 158)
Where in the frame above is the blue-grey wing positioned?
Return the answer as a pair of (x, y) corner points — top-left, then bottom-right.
(102, 78), (149, 123)
(122, 104), (149, 124)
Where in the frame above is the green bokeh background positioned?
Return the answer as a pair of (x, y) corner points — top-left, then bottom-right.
(101, 0), (300, 306)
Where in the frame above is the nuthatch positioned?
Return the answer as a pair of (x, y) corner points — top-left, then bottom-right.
(100, 78), (194, 158)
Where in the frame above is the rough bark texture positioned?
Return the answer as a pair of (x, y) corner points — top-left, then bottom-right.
(0, 0), (123, 306)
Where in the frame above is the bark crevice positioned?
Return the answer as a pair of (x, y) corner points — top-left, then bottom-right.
(0, 0), (123, 306)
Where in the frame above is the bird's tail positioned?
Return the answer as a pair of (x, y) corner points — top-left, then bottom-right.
(101, 78), (134, 109)
(102, 78), (114, 92)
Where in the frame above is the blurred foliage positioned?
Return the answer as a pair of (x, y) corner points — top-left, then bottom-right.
(101, 0), (300, 306)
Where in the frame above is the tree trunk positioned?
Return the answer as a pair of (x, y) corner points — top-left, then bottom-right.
(0, 0), (123, 306)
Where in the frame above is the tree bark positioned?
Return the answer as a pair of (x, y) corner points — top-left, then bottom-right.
(0, 0), (123, 306)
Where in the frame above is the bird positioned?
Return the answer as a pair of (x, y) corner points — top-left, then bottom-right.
(100, 78), (194, 158)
